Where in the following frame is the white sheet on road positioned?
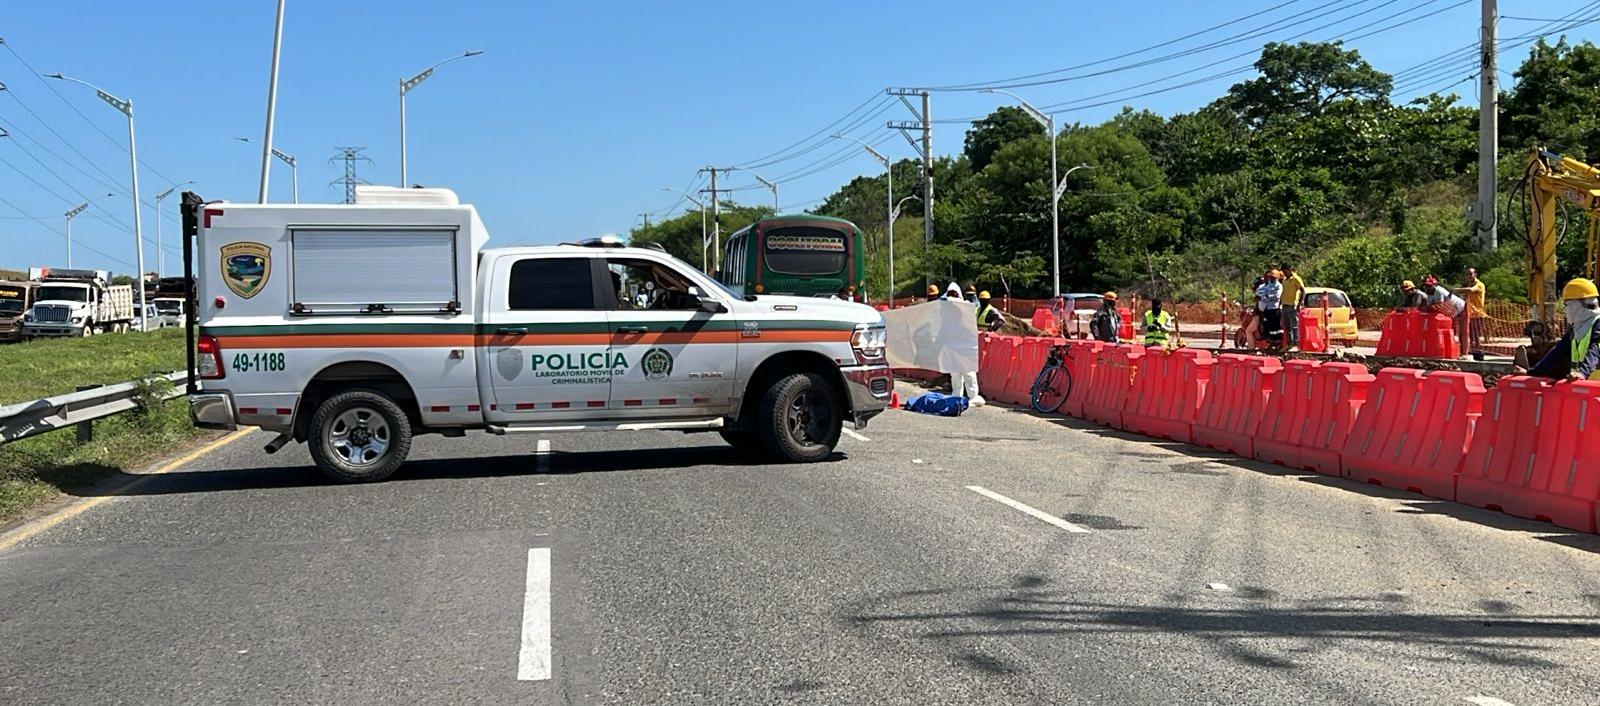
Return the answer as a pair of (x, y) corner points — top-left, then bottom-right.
(883, 299), (978, 374)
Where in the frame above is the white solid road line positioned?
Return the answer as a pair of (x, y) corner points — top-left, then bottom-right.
(842, 428), (871, 442)
(1464, 697), (1516, 706)
(518, 548), (552, 681)
(964, 485), (1091, 534)
(535, 439), (550, 473)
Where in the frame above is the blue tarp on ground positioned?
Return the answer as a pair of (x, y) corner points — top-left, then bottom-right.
(904, 392), (969, 417)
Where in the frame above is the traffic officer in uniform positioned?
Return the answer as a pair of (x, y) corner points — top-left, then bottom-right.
(1527, 278), (1600, 381)
(1142, 297), (1176, 347)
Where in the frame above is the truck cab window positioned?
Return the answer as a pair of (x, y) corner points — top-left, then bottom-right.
(508, 257), (597, 310)
(608, 258), (701, 311)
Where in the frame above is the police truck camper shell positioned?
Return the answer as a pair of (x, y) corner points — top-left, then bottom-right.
(184, 186), (891, 481)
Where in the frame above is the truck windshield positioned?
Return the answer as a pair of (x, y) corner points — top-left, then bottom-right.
(35, 286), (88, 303)
(155, 301), (182, 314)
(0, 298), (23, 314)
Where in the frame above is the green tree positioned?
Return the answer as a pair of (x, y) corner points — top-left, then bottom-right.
(1224, 41), (1392, 127)
(963, 107), (1043, 171)
(1503, 39), (1600, 159)
(628, 203), (771, 271)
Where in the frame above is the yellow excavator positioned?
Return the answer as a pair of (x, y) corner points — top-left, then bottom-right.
(1514, 149), (1600, 330)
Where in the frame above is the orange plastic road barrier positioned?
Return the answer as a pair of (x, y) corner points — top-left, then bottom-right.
(1083, 344), (1143, 428)
(1342, 369), (1483, 499)
(1193, 354), (1281, 457)
(1253, 359), (1320, 468)
(1061, 340), (1106, 418)
(1460, 377), (1600, 532)
(1117, 307), (1134, 342)
(1031, 308), (1058, 336)
(1298, 309), (1328, 353)
(1123, 347), (1214, 442)
(978, 335), (1019, 403)
(1003, 337), (1045, 405)
(1422, 313), (1459, 359)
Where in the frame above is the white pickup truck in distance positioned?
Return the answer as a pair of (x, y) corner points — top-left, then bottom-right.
(184, 187), (892, 481)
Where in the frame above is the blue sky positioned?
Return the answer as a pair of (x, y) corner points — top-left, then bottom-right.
(1, 0), (1596, 276)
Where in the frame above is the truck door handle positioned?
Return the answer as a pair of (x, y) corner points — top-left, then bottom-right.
(617, 325), (648, 334)
(496, 327), (528, 335)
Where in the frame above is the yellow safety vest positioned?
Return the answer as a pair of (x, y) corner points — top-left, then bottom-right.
(977, 304), (999, 326)
(1571, 323), (1600, 380)
(1143, 310), (1173, 346)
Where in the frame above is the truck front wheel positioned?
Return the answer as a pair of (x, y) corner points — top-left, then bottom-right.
(756, 372), (841, 463)
(308, 389), (413, 482)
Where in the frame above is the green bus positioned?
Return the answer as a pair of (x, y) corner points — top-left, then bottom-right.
(717, 214), (866, 300)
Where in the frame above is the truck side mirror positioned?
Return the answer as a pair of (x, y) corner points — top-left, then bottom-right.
(688, 286), (725, 314)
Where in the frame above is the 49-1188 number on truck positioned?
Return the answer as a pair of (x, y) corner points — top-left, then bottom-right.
(180, 187), (892, 482)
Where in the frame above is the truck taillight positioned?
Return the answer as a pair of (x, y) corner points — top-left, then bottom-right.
(197, 335), (225, 379)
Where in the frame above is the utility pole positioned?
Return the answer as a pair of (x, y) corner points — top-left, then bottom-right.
(638, 212), (651, 228)
(887, 88), (932, 290)
(1476, 0), (1498, 252)
(329, 147), (373, 204)
(698, 166), (732, 271)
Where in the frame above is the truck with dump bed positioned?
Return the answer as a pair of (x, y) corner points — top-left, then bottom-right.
(21, 267), (135, 338)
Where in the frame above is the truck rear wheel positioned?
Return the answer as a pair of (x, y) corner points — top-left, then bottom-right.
(308, 389), (413, 482)
(756, 372), (841, 463)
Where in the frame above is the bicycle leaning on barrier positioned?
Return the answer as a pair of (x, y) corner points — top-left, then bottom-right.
(1029, 342), (1073, 414)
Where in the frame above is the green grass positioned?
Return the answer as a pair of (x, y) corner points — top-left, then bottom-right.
(0, 328), (207, 522)
(0, 327), (185, 405)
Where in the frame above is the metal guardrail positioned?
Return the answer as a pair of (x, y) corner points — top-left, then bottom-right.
(0, 371), (185, 445)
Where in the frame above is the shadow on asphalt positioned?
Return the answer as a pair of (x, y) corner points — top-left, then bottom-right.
(995, 403), (1600, 556)
(844, 576), (1600, 674)
(61, 445), (847, 497)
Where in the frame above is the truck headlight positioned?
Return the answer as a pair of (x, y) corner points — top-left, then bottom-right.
(850, 324), (887, 365)
(22, 313), (32, 323)
(71, 317), (83, 324)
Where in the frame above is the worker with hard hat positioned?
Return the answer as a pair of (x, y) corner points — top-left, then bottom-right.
(1255, 269), (1284, 346)
(976, 290), (1005, 331)
(1527, 278), (1600, 381)
(1091, 292), (1121, 342)
(964, 284), (979, 305)
(1398, 279), (1426, 309)
(1142, 297), (1176, 347)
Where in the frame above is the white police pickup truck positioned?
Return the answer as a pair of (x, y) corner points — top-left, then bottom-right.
(181, 187), (891, 481)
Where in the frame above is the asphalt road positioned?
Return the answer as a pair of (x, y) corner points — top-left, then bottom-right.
(4, 387), (1600, 705)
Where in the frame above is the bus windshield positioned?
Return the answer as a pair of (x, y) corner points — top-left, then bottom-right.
(35, 286), (89, 303)
(763, 227), (847, 276)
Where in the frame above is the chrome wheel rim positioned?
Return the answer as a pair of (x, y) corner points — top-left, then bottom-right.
(326, 406), (390, 467)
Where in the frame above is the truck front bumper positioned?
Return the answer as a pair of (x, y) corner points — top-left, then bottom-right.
(840, 364), (893, 428)
(189, 392), (238, 431)
(21, 325), (82, 337)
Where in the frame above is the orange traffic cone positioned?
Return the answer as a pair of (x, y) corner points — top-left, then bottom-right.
(889, 390), (900, 409)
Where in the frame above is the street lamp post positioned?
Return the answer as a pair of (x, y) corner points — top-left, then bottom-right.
(830, 134), (894, 301)
(891, 194), (920, 304)
(660, 187), (708, 272)
(982, 88), (1066, 295)
(237, 137), (298, 203)
(48, 72), (148, 332)
(63, 193), (113, 268)
(399, 50), (483, 187)
(740, 169), (779, 212)
(155, 180), (194, 276)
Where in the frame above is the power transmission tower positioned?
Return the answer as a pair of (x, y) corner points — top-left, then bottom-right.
(886, 88), (932, 290)
(328, 147), (373, 204)
(698, 166), (733, 270)
(1475, 0), (1498, 252)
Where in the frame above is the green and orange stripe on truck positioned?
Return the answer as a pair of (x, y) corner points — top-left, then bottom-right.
(201, 320), (858, 349)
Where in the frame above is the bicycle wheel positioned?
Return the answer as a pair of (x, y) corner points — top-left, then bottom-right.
(1030, 364), (1072, 414)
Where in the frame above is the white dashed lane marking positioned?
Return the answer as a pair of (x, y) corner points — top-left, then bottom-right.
(517, 548), (552, 681)
(535, 439), (550, 472)
(842, 428), (871, 442)
(1464, 697), (1516, 706)
(964, 485), (1092, 534)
